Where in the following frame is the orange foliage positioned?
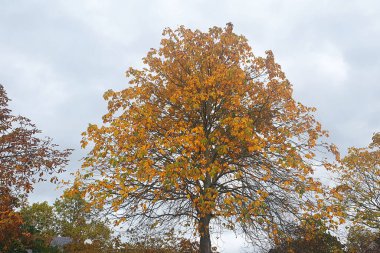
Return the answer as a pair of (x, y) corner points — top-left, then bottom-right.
(0, 187), (25, 250)
(75, 24), (341, 251)
(0, 85), (71, 194)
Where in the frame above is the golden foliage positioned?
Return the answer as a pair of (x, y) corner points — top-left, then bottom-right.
(74, 24), (341, 248)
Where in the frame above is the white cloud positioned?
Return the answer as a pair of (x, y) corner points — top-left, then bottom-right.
(309, 43), (348, 85)
(1, 46), (69, 118)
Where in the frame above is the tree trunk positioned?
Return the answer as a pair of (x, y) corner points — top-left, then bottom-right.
(199, 215), (212, 253)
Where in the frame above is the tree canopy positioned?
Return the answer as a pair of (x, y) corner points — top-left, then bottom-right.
(74, 24), (342, 253)
(0, 85), (71, 194)
(0, 84), (71, 251)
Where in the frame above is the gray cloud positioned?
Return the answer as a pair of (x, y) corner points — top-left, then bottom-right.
(1, 0), (379, 251)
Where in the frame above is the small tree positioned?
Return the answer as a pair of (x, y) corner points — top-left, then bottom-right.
(54, 190), (112, 247)
(18, 195), (114, 253)
(21, 201), (56, 239)
(268, 218), (345, 253)
(75, 24), (341, 253)
(338, 132), (380, 230)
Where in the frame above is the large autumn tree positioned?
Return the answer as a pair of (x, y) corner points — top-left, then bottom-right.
(0, 84), (71, 250)
(75, 24), (341, 253)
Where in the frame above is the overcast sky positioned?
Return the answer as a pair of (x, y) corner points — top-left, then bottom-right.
(1, 0), (379, 252)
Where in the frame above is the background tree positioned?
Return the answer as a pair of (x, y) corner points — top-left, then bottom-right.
(268, 218), (345, 253)
(54, 189), (112, 248)
(0, 84), (71, 251)
(338, 132), (380, 230)
(346, 225), (380, 253)
(16, 192), (114, 253)
(0, 191), (59, 253)
(19, 201), (57, 251)
(75, 24), (341, 253)
(20, 201), (56, 239)
(122, 226), (200, 253)
(0, 85), (71, 194)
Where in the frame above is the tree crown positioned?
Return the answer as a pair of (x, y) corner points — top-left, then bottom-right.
(75, 24), (342, 248)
